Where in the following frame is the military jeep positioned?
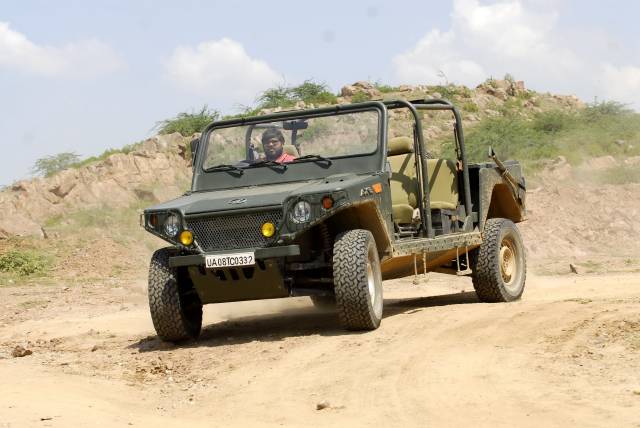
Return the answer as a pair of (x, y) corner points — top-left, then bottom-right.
(142, 99), (527, 342)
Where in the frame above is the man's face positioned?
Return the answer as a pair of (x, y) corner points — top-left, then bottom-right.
(263, 137), (284, 160)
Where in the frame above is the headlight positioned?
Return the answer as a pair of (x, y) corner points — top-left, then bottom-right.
(163, 214), (180, 237)
(290, 201), (311, 224)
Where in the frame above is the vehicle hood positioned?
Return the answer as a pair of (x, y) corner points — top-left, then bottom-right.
(145, 173), (376, 216)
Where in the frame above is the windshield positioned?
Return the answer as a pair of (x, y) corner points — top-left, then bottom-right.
(202, 109), (379, 171)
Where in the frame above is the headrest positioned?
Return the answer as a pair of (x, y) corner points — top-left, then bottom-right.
(283, 145), (299, 156)
(388, 136), (414, 156)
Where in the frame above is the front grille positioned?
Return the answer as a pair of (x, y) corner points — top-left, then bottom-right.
(186, 210), (282, 252)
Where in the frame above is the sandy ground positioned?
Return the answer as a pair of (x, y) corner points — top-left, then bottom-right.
(1, 272), (639, 427)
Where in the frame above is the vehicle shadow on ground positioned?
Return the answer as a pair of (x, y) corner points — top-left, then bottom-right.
(131, 291), (478, 352)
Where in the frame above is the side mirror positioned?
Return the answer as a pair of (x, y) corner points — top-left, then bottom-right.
(190, 138), (200, 166)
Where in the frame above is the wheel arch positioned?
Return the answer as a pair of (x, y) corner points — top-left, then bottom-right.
(477, 167), (526, 232)
(486, 183), (523, 223)
(323, 201), (392, 258)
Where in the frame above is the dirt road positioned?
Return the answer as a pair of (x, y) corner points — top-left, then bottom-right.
(1, 273), (639, 427)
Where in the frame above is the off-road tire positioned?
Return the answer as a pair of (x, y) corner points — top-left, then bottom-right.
(148, 248), (203, 342)
(472, 218), (526, 303)
(333, 229), (383, 330)
(310, 295), (336, 309)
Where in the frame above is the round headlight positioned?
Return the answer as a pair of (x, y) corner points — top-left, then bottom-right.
(290, 201), (311, 224)
(163, 214), (180, 237)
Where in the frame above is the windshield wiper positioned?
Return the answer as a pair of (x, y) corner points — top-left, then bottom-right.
(203, 164), (244, 175)
(290, 154), (332, 166)
(247, 160), (288, 171)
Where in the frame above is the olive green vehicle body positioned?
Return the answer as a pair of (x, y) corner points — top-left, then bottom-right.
(142, 99), (526, 305)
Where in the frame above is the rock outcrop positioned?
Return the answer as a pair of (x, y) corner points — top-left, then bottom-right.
(0, 133), (193, 238)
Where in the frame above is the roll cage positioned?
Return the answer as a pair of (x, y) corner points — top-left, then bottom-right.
(193, 99), (474, 239)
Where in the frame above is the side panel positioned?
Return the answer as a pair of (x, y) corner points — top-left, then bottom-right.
(381, 248), (478, 280)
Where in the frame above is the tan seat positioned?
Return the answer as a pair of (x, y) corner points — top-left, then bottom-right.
(427, 159), (459, 210)
(388, 137), (459, 225)
(388, 137), (418, 224)
(283, 145), (299, 156)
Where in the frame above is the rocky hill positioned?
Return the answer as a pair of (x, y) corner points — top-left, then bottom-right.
(0, 79), (637, 280)
(0, 133), (192, 239)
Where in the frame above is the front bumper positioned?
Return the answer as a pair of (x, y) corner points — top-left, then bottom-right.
(168, 244), (301, 268)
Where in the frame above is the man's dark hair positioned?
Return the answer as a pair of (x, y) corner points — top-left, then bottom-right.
(261, 127), (285, 145)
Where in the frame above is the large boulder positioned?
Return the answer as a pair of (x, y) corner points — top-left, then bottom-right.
(341, 81), (381, 98)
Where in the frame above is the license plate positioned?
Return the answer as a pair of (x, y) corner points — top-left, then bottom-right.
(205, 252), (255, 268)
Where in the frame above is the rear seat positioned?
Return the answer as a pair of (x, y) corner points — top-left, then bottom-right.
(388, 137), (418, 224)
(426, 159), (459, 210)
(388, 137), (459, 225)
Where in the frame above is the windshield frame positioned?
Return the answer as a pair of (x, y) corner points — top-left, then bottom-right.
(192, 101), (388, 192)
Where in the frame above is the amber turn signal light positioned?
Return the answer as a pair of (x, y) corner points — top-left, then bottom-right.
(261, 222), (275, 238)
(321, 196), (334, 209)
(179, 230), (194, 246)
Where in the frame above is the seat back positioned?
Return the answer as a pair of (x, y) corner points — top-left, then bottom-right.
(388, 137), (418, 224)
(283, 145), (299, 156)
(387, 136), (460, 223)
(426, 159), (459, 210)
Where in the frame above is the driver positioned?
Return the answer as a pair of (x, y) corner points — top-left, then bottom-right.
(261, 128), (296, 163)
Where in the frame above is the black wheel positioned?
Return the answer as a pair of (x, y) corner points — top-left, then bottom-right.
(472, 218), (526, 302)
(333, 229), (383, 330)
(148, 248), (203, 342)
(309, 295), (335, 309)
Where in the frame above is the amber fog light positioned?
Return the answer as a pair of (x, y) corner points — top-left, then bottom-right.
(179, 230), (194, 246)
(321, 196), (334, 209)
(261, 222), (275, 238)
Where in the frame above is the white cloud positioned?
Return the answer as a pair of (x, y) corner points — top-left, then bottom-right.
(602, 64), (640, 106)
(394, 29), (486, 85)
(392, 0), (639, 109)
(166, 38), (282, 104)
(0, 22), (124, 78)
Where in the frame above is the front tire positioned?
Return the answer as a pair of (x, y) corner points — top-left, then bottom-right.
(472, 218), (526, 302)
(333, 229), (383, 330)
(148, 248), (203, 342)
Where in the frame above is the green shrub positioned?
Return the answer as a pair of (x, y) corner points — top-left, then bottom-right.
(70, 141), (144, 170)
(156, 105), (219, 136)
(461, 116), (558, 164)
(0, 250), (49, 276)
(256, 80), (337, 109)
(291, 80), (337, 105)
(532, 110), (574, 133)
(256, 85), (295, 109)
(351, 91), (371, 103)
(583, 100), (631, 119)
(375, 82), (399, 93)
(431, 85), (456, 100)
(443, 98), (640, 169)
(462, 101), (479, 113)
(32, 152), (81, 177)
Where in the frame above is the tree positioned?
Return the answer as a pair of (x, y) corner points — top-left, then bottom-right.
(32, 152), (81, 177)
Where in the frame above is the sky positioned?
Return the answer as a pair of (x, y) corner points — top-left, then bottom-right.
(1, 0), (639, 186)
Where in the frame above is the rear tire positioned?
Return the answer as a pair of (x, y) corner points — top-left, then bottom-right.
(333, 229), (383, 330)
(472, 218), (526, 302)
(148, 248), (203, 342)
